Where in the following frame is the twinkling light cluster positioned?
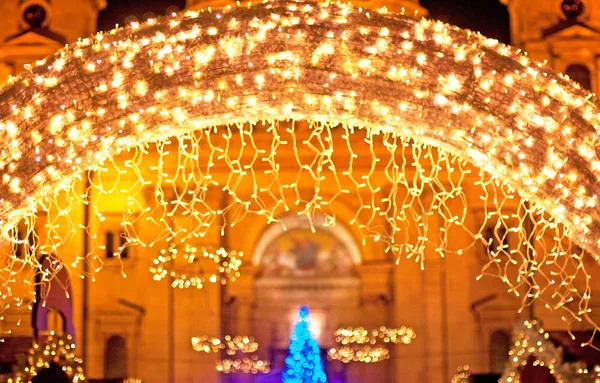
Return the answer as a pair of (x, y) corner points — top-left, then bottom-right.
(0, 0), (599, 338)
(150, 242), (242, 289)
(3, 332), (84, 383)
(330, 325), (413, 364)
(451, 365), (471, 383)
(215, 356), (271, 374)
(334, 326), (416, 345)
(328, 345), (390, 363)
(191, 335), (258, 355)
(499, 320), (600, 383)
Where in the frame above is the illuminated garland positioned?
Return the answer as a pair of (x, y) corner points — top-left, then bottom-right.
(328, 345), (390, 363)
(0, 0), (598, 340)
(215, 356), (271, 374)
(191, 335), (258, 355)
(149, 243), (242, 289)
(499, 320), (600, 383)
(3, 332), (84, 383)
(334, 326), (416, 345)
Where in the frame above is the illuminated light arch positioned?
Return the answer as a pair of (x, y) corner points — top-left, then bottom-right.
(0, 0), (599, 330)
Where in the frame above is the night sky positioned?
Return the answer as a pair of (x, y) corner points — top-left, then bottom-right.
(97, 0), (511, 44)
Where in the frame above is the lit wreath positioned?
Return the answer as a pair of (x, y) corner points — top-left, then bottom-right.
(149, 242), (242, 289)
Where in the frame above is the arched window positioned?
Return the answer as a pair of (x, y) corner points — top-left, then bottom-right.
(105, 335), (127, 379)
(490, 330), (511, 374)
(565, 64), (592, 91)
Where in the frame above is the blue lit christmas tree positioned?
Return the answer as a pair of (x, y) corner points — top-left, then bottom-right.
(282, 305), (328, 383)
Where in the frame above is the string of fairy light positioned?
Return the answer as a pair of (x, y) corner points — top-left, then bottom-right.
(0, 0), (598, 340)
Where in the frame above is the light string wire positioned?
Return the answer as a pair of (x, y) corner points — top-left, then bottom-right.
(0, 0), (597, 343)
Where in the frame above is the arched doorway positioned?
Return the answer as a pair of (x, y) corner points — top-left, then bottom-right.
(250, 214), (369, 382)
(104, 335), (128, 380)
(489, 330), (510, 374)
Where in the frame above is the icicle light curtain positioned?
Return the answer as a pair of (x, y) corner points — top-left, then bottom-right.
(0, 0), (599, 338)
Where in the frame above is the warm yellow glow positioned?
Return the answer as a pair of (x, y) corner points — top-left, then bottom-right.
(0, 0), (598, 340)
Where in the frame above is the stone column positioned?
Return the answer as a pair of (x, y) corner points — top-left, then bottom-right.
(391, 190), (447, 383)
(355, 262), (393, 383)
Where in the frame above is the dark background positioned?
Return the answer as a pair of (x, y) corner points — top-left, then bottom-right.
(97, 0), (511, 44)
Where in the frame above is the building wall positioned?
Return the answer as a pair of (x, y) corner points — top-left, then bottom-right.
(502, 0), (600, 93)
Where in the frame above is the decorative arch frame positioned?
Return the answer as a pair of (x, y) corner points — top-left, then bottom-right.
(0, 0), (599, 334)
(252, 213), (362, 266)
(0, 0), (597, 257)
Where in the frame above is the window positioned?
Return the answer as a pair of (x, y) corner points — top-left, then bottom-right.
(106, 230), (130, 259)
(565, 64), (592, 91)
(105, 335), (127, 379)
(23, 4), (48, 28)
(490, 330), (511, 374)
(106, 231), (115, 258)
(484, 223), (508, 256)
(100, 213), (138, 261)
(12, 227), (36, 259)
(47, 308), (65, 336)
(119, 231), (129, 259)
(13, 228), (23, 259)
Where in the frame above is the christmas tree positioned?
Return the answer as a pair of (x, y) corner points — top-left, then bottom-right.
(3, 332), (84, 383)
(282, 306), (328, 383)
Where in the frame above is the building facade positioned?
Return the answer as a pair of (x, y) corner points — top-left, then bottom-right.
(1, 1), (600, 383)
